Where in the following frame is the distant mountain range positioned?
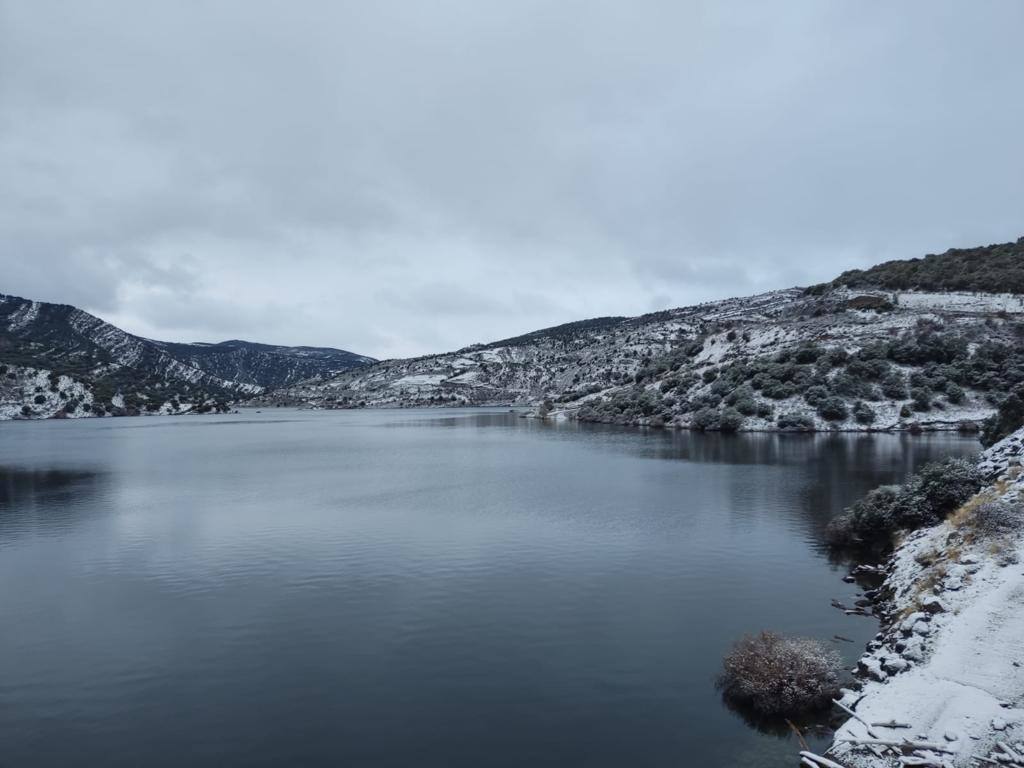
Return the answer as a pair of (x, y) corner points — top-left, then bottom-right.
(0, 293), (373, 419)
(4, 235), (1024, 428)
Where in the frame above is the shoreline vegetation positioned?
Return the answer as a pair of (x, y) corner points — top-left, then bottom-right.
(756, 425), (1024, 767)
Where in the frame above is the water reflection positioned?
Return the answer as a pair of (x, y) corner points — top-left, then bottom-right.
(721, 693), (843, 739)
(0, 410), (984, 768)
(0, 466), (105, 543)
(409, 411), (979, 558)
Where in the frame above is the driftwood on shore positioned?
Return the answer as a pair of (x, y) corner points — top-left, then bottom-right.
(835, 737), (954, 753)
(801, 750), (850, 768)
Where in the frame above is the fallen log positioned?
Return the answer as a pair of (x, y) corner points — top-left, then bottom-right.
(897, 757), (948, 767)
(996, 743), (1024, 763)
(833, 699), (881, 739)
(835, 738), (954, 754)
(800, 750), (850, 768)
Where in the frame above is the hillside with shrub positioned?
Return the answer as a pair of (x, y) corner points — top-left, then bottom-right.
(818, 236), (1024, 295)
(0, 293), (372, 419)
(272, 235), (1024, 434)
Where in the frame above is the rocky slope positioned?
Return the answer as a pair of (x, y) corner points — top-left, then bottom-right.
(829, 427), (1024, 767)
(267, 237), (1024, 434)
(0, 293), (373, 419)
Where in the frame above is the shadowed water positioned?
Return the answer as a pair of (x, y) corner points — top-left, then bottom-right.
(0, 408), (979, 767)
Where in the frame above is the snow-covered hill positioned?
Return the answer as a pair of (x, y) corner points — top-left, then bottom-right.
(266, 283), (1023, 433)
(0, 293), (373, 419)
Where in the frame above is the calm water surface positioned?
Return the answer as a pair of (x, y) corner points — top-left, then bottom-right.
(0, 408), (979, 767)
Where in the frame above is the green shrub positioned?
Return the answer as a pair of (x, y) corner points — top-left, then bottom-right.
(803, 385), (830, 407)
(981, 387), (1024, 447)
(830, 372), (869, 398)
(827, 458), (982, 546)
(904, 458), (982, 526)
(881, 371), (908, 400)
(846, 357), (889, 381)
(826, 348), (849, 366)
(734, 398), (758, 416)
(777, 412), (815, 431)
(719, 408), (744, 432)
(762, 380), (796, 400)
(817, 397), (848, 421)
(852, 401), (875, 425)
(793, 345), (822, 364)
(910, 387), (932, 412)
(690, 407), (719, 431)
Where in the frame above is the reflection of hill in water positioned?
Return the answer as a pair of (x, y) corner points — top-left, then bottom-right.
(409, 411), (980, 561)
(0, 466), (105, 542)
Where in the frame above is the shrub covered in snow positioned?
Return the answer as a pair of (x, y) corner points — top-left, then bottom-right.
(905, 458), (983, 526)
(691, 407), (719, 431)
(817, 396), (848, 421)
(827, 457), (982, 546)
(777, 412), (816, 431)
(573, 299), (1024, 431)
(852, 400), (876, 425)
(970, 500), (1024, 537)
(718, 632), (843, 716)
(982, 385), (1024, 447)
(718, 408), (744, 432)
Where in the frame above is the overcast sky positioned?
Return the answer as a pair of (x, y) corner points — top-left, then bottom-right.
(2, 1), (1023, 359)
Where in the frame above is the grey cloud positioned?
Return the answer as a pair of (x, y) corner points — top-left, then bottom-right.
(1, 0), (1022, 358)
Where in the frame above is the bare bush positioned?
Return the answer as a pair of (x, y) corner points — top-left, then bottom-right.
(970, 500), (1024, 537)
(718, 631), (843, 716)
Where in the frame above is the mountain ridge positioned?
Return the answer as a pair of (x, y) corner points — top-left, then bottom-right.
(5, 235), (1023, 427)
(0, 292), (373, 419)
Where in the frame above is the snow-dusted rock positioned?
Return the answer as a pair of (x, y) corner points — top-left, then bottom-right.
(831, 427), (1024, 767)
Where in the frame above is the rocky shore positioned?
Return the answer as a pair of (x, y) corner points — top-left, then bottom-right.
(828, 428), (1024, 767)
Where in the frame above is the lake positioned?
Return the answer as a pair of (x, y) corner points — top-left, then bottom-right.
(0, 408), (979, 767)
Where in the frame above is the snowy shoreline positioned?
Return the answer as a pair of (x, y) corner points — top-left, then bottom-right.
(827, 428), (1024, 767)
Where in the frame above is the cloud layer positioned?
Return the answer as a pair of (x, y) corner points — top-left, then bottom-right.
(2, 1), (1022, 358)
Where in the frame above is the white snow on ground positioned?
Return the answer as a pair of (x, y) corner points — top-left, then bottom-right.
(0, 366), (96, 419)
(389, 374), (447, 388)
(894, 292), (1024, 314)
(5, 299), (41, 331)
(832, 428), (1024, 767)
